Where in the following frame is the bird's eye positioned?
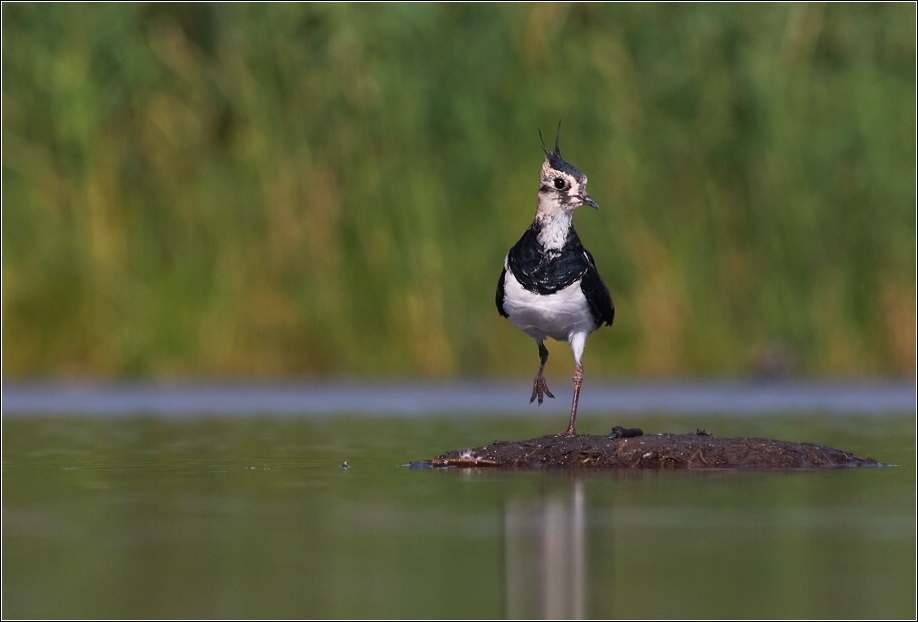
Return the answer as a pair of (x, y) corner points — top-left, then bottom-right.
(553, 177), (566, 189)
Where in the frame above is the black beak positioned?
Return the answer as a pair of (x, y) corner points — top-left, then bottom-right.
(581, 194), (599, 209)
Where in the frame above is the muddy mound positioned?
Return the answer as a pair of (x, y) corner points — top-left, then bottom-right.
(412, 429), (880, 469)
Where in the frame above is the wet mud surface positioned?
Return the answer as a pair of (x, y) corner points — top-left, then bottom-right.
(412, 429), (881, 469)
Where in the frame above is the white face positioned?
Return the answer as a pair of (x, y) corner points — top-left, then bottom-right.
(537, 158), (597, 215)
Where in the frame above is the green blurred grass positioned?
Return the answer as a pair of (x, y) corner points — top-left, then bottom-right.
(2, 3), (915, 379)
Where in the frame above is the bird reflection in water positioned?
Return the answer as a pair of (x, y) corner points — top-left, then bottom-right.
(503, 479), (586, 619)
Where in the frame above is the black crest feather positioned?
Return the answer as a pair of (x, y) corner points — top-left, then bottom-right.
(538, 120), (581, 178)
(539, 120), (563, 159)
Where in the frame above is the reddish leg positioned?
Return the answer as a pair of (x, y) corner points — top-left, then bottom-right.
(562, 363), (583, 437)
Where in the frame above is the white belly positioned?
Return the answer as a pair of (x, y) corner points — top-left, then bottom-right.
(502, 269), (596, 343)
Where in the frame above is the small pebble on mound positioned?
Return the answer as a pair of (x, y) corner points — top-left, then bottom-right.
(410, 428), (880, 469)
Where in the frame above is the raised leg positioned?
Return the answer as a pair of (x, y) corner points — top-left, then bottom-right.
(563, 363), (583, 436)
(530, 341), (555, 404)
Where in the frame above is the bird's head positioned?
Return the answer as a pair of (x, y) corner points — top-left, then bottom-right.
(537, 126), (598, 216)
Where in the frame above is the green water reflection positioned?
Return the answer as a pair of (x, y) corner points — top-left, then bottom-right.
(2, 414), (915, 619)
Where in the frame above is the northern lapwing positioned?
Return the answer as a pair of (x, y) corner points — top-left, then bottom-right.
(496, 128), (614, 436)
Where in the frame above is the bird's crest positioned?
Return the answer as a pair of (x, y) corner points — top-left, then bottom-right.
(539, 121), (583, 179)
(539, 121), (565, 171)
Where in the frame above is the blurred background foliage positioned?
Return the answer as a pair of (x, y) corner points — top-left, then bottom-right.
(2, 3), (915, 380)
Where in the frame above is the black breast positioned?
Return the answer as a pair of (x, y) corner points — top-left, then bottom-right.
(505, 224), (590, 295)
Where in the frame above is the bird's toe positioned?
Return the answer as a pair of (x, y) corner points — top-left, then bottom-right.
(530, 375), (555, 405)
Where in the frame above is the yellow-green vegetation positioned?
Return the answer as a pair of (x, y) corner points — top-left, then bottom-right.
(2, 3), (915, 379)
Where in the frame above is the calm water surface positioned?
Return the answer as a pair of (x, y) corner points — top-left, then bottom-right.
(2, 411), (915, 618)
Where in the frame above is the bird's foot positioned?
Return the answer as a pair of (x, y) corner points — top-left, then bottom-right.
(529, 374), (555, 405)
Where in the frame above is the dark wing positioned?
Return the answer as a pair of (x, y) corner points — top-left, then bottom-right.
(580, 250), (614, 327)
(496, 267), (508, 318)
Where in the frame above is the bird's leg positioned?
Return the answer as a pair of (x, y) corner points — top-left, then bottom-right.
(530, 342), (555, 405)
(562, 363), (583, 437)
